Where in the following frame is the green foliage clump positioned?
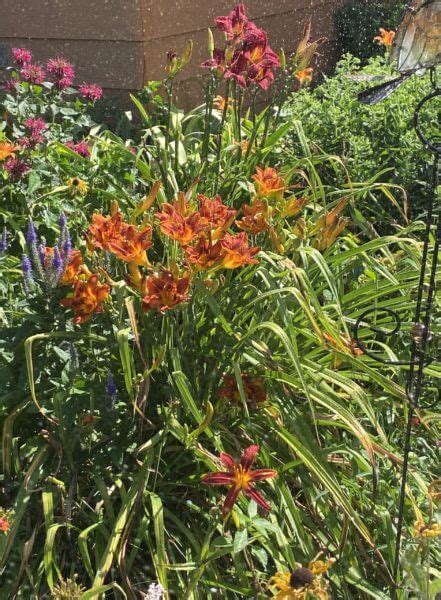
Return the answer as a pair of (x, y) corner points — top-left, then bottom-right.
(286, 54), (436, 221)
(334, 1), (405, 62)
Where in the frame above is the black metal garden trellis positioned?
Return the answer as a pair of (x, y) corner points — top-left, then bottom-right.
(354, 65), (440, 595)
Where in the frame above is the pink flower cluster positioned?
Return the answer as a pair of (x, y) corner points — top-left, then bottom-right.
(47, 57), (75, 89)
(19, 118), (47, 148)
(66, 140), (91, 158)
(202, 3), (280, 90)
(79, 83), (103, 102)
(6, 48), (103, 100)
(4, 157), (30, 181)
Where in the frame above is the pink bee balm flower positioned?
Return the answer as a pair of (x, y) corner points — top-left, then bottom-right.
(21, 63), (46, 85)
(24, 118), (47, 134)
(202, 444), (276, 517)
(66, 140), (91, 158)
(79, 83), (103, 102)
(46, 57), (75, 89)
(4, 157), (30, 180)
(2, 80), (19, 93)
(12, 48), (32, 67)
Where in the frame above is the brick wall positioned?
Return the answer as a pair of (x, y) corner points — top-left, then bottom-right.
(0, 0), (347, 105)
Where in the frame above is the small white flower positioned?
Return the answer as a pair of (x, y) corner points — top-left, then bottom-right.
(144, 582), (164, 599)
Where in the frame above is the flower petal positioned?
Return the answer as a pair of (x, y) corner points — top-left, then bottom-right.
(240, 444), (259, 470)
(246, 486), (271, 512)
(202, 472), (234, 486)
(250, 468), (277, 481)
(219, 452), (236, 470)
(222, 485), (241, 517)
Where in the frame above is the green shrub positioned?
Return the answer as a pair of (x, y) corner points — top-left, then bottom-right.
(334, 1), (405, 62)
(285, 53), (436, 222)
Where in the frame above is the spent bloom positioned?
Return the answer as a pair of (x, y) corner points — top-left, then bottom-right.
(269, 556), (335, 599)
(2, 79), (20, 93)
(374, 28), (396, 48)
(220, 232), (260, 269)
(79, 83), (103, 101)
(202, 444), (276, 517)
(142, 270), (190, 312)
(12, 47), (32, 66)
(218, 373), (266, 407)
(51, 575), (85, 599)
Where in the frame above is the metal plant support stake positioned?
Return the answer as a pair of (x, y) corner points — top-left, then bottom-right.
(354, 67), (440, 595)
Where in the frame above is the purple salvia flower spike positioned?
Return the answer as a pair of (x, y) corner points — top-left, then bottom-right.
(26, 220), (37, 246)
(0, 227), (7, 252)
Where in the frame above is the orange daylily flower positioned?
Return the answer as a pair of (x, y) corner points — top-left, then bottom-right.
(88, 212), (152, 265)
(295, 67), (313, 86)
(142, 270), (190, 312)
(280, 196), (309, 218)
(44, 247), (88, 285)
(156, 203), (206, 245)
(220, 232), (260, 269)
(61, 250), (87, 285)
(213, 95), (232, 111)
(202, 444), (276, 518)
(0, 141), (20, 162)
(323, 332), (363, 357)
(313, 199), (350, 250)
(0, 517), (10, 533)
(219, 374), (266, 407)
(374, 28), (396, 48)
(253, 166), (286, 200)
(60, 274), (110, 324)
(185, 235), (223, 270)
(197, 194), (237, 234)
(237, 198), (270, 234)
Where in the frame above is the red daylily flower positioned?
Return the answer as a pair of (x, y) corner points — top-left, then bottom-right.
(197, 194), (237, 233)
(142, 270), (190, 312)
(60, 274), (110, 324)
(156, 204), (206, 245)
(185, 235), (223, 270)
(220, 232), (259, 269)
(202, 444), (276, 517)
(88, 211), (152, 265)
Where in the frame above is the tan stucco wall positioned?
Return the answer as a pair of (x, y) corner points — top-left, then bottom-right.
(0, 0), (347, 104)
